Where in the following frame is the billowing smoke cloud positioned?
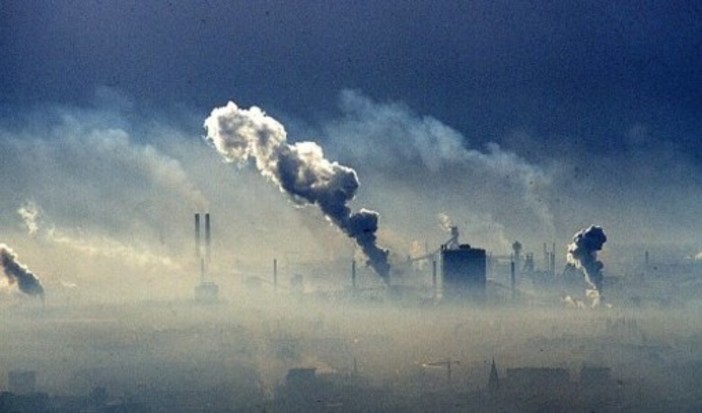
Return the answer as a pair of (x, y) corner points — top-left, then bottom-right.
(566, 226), (607, 305)
(204, 102), (390, 281)
(0, 244), (44, 298)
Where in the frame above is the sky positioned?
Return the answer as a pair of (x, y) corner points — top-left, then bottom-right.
(0, 0), (700, 292)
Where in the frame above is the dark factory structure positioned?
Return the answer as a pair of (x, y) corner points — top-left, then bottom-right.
(441, 243), (487, 301)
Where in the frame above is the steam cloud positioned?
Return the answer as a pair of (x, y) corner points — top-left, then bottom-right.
(0, 244), (44, 298)
(204, 102), (390, 281)
(566, 226), (607, 303)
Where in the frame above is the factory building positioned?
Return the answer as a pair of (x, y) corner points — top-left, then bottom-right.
(7, 371), (36, 395)
(441, 243), (487, 301)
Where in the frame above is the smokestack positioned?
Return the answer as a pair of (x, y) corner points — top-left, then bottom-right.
(351, 259), (357, 289)
(0, 244), (44, 299)
(510, 259), (516, 300)
(432, 260), (437, 299)
(205, 213), (211, 263)
(204, 101), (391, 282)
(551, 243), (556, 275)
(551, 252), (556, 276)
(543, 243), (548, 271)
(195, 213), (201, 259)
(273, 258), (278, 291)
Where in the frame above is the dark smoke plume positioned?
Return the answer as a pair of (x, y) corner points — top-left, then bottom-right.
(204, 102), (390, 281)
(0, 244), (45, 298)
(566, 226), (607, 302)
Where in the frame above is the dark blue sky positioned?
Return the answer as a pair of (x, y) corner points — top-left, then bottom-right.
(1, 0), (700, 157)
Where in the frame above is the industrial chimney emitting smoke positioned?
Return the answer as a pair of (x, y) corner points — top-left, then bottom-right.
(193, 213), (218, 302)
(204, 101), (391, 282)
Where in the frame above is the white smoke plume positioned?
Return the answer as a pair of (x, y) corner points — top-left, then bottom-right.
(325, 91), (555, 238)
(82, 128), (208, 211)
(0, 244), (44, 298)
(566, 225), (607, 304)
(17, 201), (41, 236)
(204, 102), (390, 281)
(17, 202), (180, 270)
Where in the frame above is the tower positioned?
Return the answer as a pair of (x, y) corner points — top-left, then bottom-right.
(441, 244), (487, 302)
(488, 359), (499, 396)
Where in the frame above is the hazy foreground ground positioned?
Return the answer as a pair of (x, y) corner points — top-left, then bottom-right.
(2, 282), (702, 412)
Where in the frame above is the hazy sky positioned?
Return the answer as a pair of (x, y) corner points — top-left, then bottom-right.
(0, 0), (700, 286)
(2, 0), (700, 151)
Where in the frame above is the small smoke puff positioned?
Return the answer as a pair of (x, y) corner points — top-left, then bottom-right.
(437, 213), (453, 232)
(0, 244), (44, 298)
(17, 201), (41, 236)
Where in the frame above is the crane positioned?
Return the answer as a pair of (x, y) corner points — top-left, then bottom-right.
(421, 358), (460, 382)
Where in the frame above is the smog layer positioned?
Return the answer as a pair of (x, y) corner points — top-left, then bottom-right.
(0, 94), (699, 411)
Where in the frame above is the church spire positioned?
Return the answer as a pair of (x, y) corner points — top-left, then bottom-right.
(488, 358), (499, 395)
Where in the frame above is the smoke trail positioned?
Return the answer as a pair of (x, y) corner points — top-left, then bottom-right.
(204, 102), (390, 281)
(17, 202), (181, 270)
(566, 226), (607, 305)
(0, 244), (44, 298)
(17, 201), (41, 236)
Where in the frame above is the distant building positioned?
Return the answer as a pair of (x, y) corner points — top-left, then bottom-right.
(286, 368), (317, 387)
(505, 367), (570, 390)
(8, 370), (36, 395)
(580, 366), (611, 384)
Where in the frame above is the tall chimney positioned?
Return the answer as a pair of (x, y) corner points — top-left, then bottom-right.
(194, 213), (201, 259)
(205, 213), (211, 263)
(552, 252), (556, 276)
(551, 243), (556, 276)
(543, 243), (548, 271)
(432, 260), (437, 299)
(510, 259), (516, 300)
(351, 259), (357, 289)
(273, 258), (278, 291)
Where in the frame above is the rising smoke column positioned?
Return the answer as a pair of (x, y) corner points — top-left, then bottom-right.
(566, 226), (607, 302)
(204, 102), (390, 281)
(0, 244), (44, 298)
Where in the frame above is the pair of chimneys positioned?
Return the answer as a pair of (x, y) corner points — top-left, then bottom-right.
(194, 213), (211, 280)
